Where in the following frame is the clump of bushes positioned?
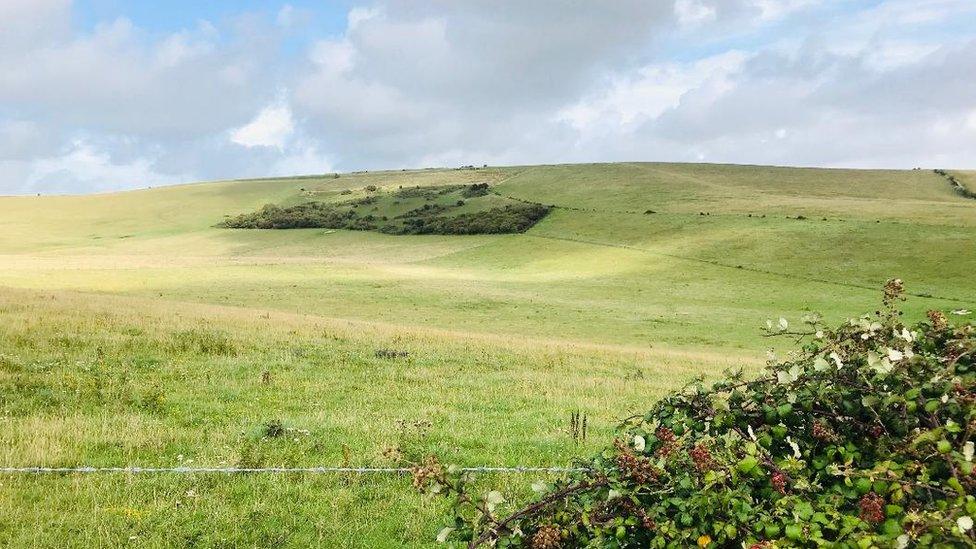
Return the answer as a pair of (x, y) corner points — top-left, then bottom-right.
(217, 203), (373, 231)
(387, 204), (549, 235)
(935, 169), (976, 200)
(396, 203), (450, 219)
(462, 183), (491, 198)
(419, 280), (976, 547)
(218, 185), (550, 235)
(394, 185), (464, 200)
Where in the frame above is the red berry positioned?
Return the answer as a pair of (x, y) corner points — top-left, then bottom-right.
(770, 471), (788, 495)
(858, 493), (884, 524)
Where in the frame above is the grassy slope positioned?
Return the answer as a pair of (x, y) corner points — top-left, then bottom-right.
(1, 163), (974, 546)
(0, 289), (739, 548)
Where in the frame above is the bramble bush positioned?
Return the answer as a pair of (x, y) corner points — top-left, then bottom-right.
(416, 280), (976, 547)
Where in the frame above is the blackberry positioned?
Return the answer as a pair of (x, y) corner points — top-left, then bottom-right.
(858, 492), (884, 524)
(811, 420), (837, 442)
(655, 427), (678, 457)
(770, 471), (788, 495)
(689, 444), (716, 472)
(927, 310), (948, 331)
(614, 439), (659, 484)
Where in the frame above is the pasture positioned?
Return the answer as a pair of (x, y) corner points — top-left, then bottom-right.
(1, 163), (974, 546)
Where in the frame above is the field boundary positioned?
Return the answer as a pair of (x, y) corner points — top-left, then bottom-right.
(935, 169), (976, 200)
(1, 466), (588, 475)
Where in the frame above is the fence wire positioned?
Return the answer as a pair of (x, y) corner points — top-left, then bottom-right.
(0, 466), (589, 475)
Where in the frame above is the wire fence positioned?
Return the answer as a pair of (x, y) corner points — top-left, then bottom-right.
(0, 465), (589, 475)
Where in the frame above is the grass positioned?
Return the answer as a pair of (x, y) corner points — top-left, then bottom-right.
(0, 162), (974, 546)
(0, 288), (735, 547)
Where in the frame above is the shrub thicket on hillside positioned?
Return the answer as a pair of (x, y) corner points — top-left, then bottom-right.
(394, 185), (465, 199)
(218, 203), (377, 230)
(935, 170), (976, 200)
(387, 204), (550, 235)
(218, 184), (550, 235)
(418, 280), (976, 547)
(462, 183), (491, 198)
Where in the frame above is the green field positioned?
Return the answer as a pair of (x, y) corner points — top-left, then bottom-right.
(1, 163), (974, 547)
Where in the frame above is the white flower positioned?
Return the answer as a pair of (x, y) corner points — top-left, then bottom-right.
(786, 436), (801, 458)
(633, 435), (646, 452)
(965, 441), (974, 462)
(829, 351), (844, 368)
(896, 534), (909, 549)
(958, 516), (973, 532)
(778, 318), (789, 331)
(887, 348), (904, 362)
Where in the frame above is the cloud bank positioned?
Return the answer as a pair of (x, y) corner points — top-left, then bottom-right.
(1, 0), (975, 194)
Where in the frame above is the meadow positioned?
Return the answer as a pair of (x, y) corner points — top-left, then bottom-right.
(0, 163), (973, 546)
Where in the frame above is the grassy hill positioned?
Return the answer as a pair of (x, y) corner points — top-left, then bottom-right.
(1, 163), (974, 546)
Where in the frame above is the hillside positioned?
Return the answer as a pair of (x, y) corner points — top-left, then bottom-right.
(1, 162), (975, 546)
(1, 163), (972, 349)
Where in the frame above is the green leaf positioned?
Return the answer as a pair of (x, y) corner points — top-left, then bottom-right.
(794, 501), (814, 520)
(737, 456), (759, 474)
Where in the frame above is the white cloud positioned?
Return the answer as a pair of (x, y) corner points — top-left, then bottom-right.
(230, 102), (295, 150)
(309, 40), (356, 73)
(154, 28), (216, 69)
(2, 0), (976, 194)
(749, 0), (817, 21)
(270, 141), (334, 176)
(556, 51), (746, 132)
(277, 4), (296, 27)
(675, 0), (717, 26)
(0, 0), (71, 47)
(347, 7), (380, 30)
(863, 41), (942, 71)
(966, 110), (976, 132)
(22, 141), (183, 194)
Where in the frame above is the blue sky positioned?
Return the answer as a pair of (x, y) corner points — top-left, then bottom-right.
(1, 0), (975, 194)
(74, 0), (351, 34)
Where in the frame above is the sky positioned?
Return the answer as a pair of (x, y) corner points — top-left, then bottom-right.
(1, 0), (975, 194)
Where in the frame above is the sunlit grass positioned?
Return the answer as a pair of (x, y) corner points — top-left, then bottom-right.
(0, 162), (974, 545)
